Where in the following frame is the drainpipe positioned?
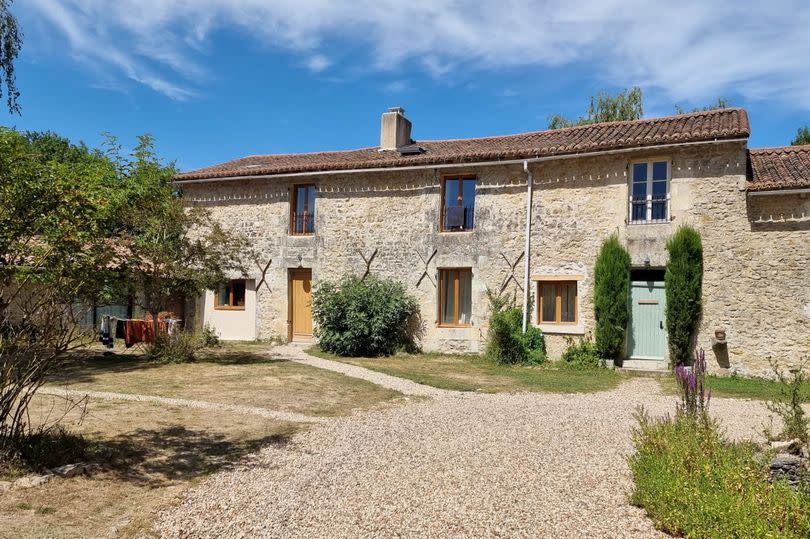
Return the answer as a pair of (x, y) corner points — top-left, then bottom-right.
(522, 160), (533, 332)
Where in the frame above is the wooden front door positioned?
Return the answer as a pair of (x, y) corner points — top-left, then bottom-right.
(288, 269), (313, 341)
(628, 278), (667, 360)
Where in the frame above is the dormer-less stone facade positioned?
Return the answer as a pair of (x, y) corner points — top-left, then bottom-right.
(179, 110), (809, 376)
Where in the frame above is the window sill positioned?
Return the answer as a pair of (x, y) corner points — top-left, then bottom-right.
(437, 323), (473, 329)
(438, 229), (475, 234)
(214, 306), (246, 311)
(627, 221), (670, 226)
(288, 233), (316, 237)
(536, 323), (585, 335)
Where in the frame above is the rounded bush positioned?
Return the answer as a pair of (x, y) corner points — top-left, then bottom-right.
(311, 274), (420, 357)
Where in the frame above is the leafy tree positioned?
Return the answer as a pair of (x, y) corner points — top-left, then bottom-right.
(674, 98), (730, 114)
(548, 87), (643, 129)
(593, 235), (631, 360)
(0, 128), (118, 447)
(0, 1), (21, 114)
(791, 126), (810, 146)
(665, 226), (703, 366)
(110, 135), (250, 342)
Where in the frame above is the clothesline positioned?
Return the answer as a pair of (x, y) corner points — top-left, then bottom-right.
(99, 315), (182, 348)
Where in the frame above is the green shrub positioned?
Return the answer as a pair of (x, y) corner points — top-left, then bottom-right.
(765, 360), (809, 444)
(485, 290), (546, 365)
(593, 234), (631, 360)
(665, 225), (703, 365)
(147, 330), (206, 363)
(0, 426), (106, 475)
(630, 411), (810, 538)
(560, 335), (603, 369)
(311, 274), (420, 357)
(201, 323), (220, 348)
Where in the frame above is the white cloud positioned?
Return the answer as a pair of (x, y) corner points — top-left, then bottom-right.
(20, 0), (810, 107)
(305, 54), (331, 73)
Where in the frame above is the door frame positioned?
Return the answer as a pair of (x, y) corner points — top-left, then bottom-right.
(287, 268), (313, 342)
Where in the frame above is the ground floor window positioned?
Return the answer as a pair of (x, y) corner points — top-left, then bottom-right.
(215, 279), (246, 310)
(439, 268), (472, 326)
(538, 280), (577, 324)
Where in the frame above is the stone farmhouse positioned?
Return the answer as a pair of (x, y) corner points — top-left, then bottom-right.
(175, 107), (809, 375)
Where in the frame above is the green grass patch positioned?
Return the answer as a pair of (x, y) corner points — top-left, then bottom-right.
(630, 411), (810, 538)
(660, 374), (808, 402)
(307, 347), (623, 394)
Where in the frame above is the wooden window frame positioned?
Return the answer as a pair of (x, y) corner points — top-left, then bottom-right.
(439, 174), (476, 232)
(628, 158), (670, 224)
(214, 279), (246, 311)
(290, 183), (316, 236)
(438, 268), (473, 327)
(537, 280), (578, 325)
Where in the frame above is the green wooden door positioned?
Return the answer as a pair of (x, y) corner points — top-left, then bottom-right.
(628, 280), (667, 360)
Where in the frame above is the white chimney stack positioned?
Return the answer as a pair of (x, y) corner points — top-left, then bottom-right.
(380, 107), (412, 150)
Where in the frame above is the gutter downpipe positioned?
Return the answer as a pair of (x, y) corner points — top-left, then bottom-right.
(522, 160), (533, 333)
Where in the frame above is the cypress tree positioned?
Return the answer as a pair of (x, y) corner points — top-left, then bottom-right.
(594, 235), (631, 360)
(665, 225), (704, 365)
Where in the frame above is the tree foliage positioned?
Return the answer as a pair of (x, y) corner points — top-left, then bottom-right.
(0, 128), (117, 448)
(312, 274), (420, 357)
(0, 1), (21, 114)
(548, 87), (643, 129)
(674, 98), (730, 114)
(108, 134), (250, 340)
(791, 126), (810, 146)
(1, 128), (248, 450)
(665, 226), (703, 366)
(593, 235), (631, 360)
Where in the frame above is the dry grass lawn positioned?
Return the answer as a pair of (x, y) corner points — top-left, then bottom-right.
(48, 342), (403, 416)
(1, 343), (403, 538)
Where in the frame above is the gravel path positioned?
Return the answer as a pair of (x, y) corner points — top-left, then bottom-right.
(38, 386), (329, 424)
(270, 344), (452, 398)
(156, 376), (777, 538)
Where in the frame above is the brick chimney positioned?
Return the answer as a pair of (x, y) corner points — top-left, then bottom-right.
(380, 107), (412, 150)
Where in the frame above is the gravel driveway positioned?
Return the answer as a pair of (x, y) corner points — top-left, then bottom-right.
(156, 373), (775, 539)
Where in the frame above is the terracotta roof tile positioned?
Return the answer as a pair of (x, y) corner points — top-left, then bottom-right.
(176, 108), (750, 181)
(748, 145), (810, 192)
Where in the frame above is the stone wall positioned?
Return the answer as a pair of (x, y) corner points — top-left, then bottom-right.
(183, 139), (809, 374)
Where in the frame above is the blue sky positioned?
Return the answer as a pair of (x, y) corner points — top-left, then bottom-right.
(5, 1), (810, 172)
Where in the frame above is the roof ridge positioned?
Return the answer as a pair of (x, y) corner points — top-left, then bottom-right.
(749, 145), (810, 154)
(415, 108), (745, 144)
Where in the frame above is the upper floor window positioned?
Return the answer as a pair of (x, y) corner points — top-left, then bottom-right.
(629, 160), (669, 224)
(291, 184), (316, 235)
(441, 176), (475, 231)
(215, 279), (246, 310)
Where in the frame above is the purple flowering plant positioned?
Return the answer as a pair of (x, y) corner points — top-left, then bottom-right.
(674, 348), (711, 418)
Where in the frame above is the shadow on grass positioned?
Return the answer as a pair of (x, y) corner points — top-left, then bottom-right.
(48, 346), (290, 386)
(100, 425), (295, 487)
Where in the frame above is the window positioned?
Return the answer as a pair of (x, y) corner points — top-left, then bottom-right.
(441, 176), (475, 231)
(291, 184), (316, 235)
(629, 160), (669, 223)
(538, 281), (577, 324)
(439, 268), (472, 326)
(215, 280), (246, 310)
